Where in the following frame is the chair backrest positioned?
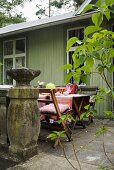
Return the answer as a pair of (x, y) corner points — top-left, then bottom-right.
(78, 86), (98, 96)
(38, 88), (62, 118)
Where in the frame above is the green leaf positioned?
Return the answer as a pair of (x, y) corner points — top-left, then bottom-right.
(75, 44), (86, 53)
(108, 65), (114, 73)
(104, 11), (110, 20)
(59, 114), (75, 123)
(84, 104), (90, 110)
(67, 37), (78, 52)
(84, 26), (102, 36)
(91, 109), (97, 116)
(65, 72), (73, 83)
(86, 58), (94, 67)
(47, 133), (58, 140)
(96, 1), (108, 12)
(80, 74), (87, 83)
(80, 113), (85, 120)
(81, 4), (93, 14)
(60, 64), (72, 70)
(74, 58), (82, 69)
(92, 12), (103, 26)
(73, 72), (81, 83)
(103, 40), (114, 47)
(96, 0), (102, 8)
(59, 131), (66, 138)
(92, 32), (103, 39)
(47, 131), (66, 140)
(109, 48), (114, 57)
(105, 0), (114, 6)
(101, 29), (114, 35)
(81, 65), (91, 73)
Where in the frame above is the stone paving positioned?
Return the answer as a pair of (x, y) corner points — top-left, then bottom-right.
(1, 119), (114, 170)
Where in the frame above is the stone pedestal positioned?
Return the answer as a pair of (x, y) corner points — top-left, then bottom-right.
(7, 68), (41, 160)
(0, 87), (11, 146)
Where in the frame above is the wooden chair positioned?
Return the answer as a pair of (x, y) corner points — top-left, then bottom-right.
(37, 88), (73, 143)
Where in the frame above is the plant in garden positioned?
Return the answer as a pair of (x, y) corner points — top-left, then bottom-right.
(48, 0), (114, 169)
(47, 115), (81, 170)
(64, 0), (114, 118)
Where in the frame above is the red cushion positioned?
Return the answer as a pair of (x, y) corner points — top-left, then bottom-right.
(39, 103), (70, 114)
(65, 84), (77, 94)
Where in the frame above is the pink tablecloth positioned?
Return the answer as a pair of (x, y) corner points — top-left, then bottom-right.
(56, 94), (88, 109)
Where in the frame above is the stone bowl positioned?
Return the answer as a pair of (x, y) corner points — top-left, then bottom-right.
(6, 68), (41, 86)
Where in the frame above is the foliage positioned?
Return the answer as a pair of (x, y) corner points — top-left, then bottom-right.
(47, 130), (66, 147)
(62, 0), (114, 118)
(63, 1), (114, 168)
(48, 0), (114, 169)
(63, 0), (114, 85)
(58, 113), (75, 124)
(47, 130), (66, 140)
(35, 0), (84, 19)
(0, 0), (32, 27)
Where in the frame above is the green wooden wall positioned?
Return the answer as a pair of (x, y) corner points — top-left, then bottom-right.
(27, 25), (65, 86)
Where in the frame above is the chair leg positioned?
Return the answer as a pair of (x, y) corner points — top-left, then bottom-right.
(65, 128), (72, 141)
(62, 123), (72, 141)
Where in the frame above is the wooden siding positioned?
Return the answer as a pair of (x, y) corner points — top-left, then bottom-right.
(27, 25), (65, 86)
(90, 63), (112, 117)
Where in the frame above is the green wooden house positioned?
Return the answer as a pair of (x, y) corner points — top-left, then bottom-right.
(0, 0), (94, 86)
(0, 0), (113, 116)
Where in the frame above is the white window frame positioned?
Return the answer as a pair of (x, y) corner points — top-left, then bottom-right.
(67, 26), (84, 65)
(66, 27), (84, 83)
(3, 37), (26, 85)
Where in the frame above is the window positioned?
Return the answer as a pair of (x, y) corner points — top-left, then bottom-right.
(3, 38), (26, 84)
(16, 39), (25, 54)
(67, 27), (84, 83)
(4, 41), (13, 55)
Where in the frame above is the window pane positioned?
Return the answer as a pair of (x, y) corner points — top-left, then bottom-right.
(79, 28), (84, 40)
(4, 58), (13, 84)
(68, 28), (84, 47)
(16, 39), (25, 54)
(15, 56), (25, 68)
(4, 41), (13, 55)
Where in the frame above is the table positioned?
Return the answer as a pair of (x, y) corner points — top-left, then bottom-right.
(38, 90), (91, 128)
(56, 94), (90, 128)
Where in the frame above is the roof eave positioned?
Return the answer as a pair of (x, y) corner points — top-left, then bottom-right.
(0, 12), (93, 37)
